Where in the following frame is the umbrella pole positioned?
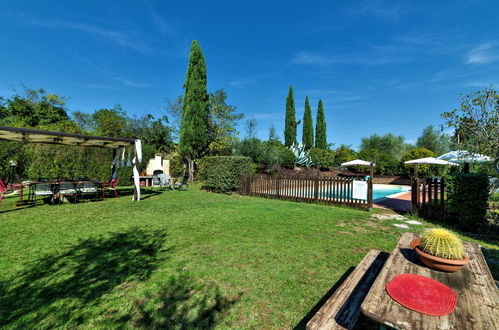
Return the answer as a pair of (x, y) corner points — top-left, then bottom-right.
(370, 164), (374, 178)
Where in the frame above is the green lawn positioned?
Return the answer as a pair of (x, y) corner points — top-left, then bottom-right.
(0, 186), (497, 328)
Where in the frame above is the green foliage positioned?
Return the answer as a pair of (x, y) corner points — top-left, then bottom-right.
(416, 125), (450, 156)
(357, 149), (399, 175)
(315, 100), (327, 149)
(179, 40), (209, 160)
(442, 88), (498, 173)
(207, 90), (244, 155)
(360, 133), (410, 161)
(302, 96), (314, 150)
(236, 138), (263, 163)
(309, 148), (334, 170)
(276, 144), (296, 169)
(169, 154), (186, 177)
(419, 228), (464, 260)
(199, 156), (253, 193)
(446, 173), (490, 231)
(235, 139), (295, 172)
(284, 86), (297, 147)
(401, 148), (436, 177)
(334, 145), (357, 166)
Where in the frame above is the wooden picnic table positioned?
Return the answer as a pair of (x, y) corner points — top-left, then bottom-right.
(361, 232), (499, 329)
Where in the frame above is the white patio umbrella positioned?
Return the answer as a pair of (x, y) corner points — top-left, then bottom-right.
(403, 157), (457, 177)
(341, 159), (376, 177)
(437, 150), (492, 163)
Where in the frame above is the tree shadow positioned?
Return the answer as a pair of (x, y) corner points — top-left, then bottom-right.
(0, 228), (170, 327)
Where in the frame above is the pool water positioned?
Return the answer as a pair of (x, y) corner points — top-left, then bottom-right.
(372, 184), (411, 201)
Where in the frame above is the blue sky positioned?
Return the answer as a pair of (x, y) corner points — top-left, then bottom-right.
(1, 0), (498, 149)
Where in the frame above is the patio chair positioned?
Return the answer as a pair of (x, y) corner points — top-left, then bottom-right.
(0, 178), (6, 202)
(103, 177), (119, 198)
(58, 182), (78, 204)
(78, 181), (100, 201)
(174, 175), (189, 190)
(151, 171), (162, 190)
(159, 173), (175, 190)
(32, 182), (54, 206)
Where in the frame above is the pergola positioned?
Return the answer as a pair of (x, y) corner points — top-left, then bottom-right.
(0, 125), (143, 201)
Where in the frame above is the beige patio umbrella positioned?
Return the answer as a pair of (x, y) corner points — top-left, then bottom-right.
(341, 159), (376, 177)
(403, 157), (458, 177)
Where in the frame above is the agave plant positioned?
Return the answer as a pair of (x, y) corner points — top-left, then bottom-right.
(289, 143), (314, 167)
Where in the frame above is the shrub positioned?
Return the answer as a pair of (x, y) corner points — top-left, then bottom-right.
(309, 148), (334, 170)
(357, 149), (400, 175)
(334, 145), (357, 166)
(401, 147), (435, 177)
(169, 154), (185, 177)
(446, 173), (489, 231)
(198, 156), (253, 193)
(279, 145), (296, 169)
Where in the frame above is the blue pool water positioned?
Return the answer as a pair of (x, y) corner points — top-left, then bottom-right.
(372, 184), (411, 201)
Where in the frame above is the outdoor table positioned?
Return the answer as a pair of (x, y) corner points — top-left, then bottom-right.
(6, 183), (26, 207)
(139, 175), (153, 187)
(361, 232), (499, 329)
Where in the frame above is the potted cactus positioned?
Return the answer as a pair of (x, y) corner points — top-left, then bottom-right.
(410, 228), (469, 272)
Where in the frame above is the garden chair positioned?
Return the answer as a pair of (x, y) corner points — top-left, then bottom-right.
(159, 174), (175, 190)
(151, 171), (162, 190)
(58, 182), (78, 204)
(0, 178), (6, 202)
(32, 182), (54, 206)
(174, 175), (189, 190)
(78, 181), (100, 201)
(103, 177), (119, 198)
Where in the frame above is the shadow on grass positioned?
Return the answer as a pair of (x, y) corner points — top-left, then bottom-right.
(0, 229), (169, 327)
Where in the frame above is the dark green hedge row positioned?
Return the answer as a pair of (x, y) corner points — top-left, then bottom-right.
(446, 173), (490, 231)
(198, 156), (253, 193)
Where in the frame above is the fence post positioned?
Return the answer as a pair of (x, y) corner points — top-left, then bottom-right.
(314, 172), (319, 202)
(411, 178), (419, 214)
(440, 177), (445, 218)
(367, 177), (373, 210)
(276, 175), (281, 199)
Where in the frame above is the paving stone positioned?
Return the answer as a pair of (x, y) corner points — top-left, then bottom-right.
(392, 223), (410, 229)
(404, 220), (422, 225)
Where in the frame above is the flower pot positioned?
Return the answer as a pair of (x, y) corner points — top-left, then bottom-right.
(410, 238), (469, 273)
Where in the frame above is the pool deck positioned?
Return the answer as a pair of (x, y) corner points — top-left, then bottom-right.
(374, 191), (412, 212)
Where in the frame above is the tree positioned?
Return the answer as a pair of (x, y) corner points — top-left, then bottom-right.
(268, 124), (279, 143)
(302, 96), (314, 150)
(207, 90), (244, 155)
(334, 145), (357, 166)
(442, 88), (498, 172)
(91, 105), (128, 137)
(360, 133), (409, 160)
(416, 125), (450, 156)
(284, 85), (298, 147)
(246, 116), (257, 138)
(164, 96), (183, 141)
(315, 99), (327, 149)
(179, 40), (209, 181)
(402, 147), (436, 177)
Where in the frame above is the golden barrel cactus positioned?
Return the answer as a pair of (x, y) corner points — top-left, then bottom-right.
(419, 228), (464, 260)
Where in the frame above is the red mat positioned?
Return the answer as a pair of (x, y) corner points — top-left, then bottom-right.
(386, 274), (457, 316)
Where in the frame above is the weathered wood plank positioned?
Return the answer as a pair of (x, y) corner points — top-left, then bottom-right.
(307, 250), (389, 330)
(361, 232), (499, 330)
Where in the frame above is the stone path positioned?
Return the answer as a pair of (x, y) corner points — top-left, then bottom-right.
(371, 213), (422, 229)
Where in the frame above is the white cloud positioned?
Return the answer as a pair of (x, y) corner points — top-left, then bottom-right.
(466, 42), (499, 64)
(290, 51), (395, 66)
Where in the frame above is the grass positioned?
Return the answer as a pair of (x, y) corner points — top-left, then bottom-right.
(0, 185), (497, 328)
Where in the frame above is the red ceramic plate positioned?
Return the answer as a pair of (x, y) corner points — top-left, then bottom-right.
(386, 274), (457, 316)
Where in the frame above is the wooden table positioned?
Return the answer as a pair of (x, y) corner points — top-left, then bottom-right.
(361, 232), (499, 329)
(139, 176), (153, 187)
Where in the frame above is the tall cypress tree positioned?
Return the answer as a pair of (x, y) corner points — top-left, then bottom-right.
(315, 99), (327, 149)
(302, 96), (313, 150)
(284, 85), (297, 147)
(179, 40), (209, 181)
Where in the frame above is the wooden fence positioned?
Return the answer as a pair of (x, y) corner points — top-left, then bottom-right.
(411, 177), (446, 219)
(239, 174), (373, 210)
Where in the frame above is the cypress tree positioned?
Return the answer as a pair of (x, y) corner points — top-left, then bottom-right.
(315, 99), (327, 149)
(284, 85), (297, 147)
(302, 96), (313, 150)
(179, 40), (209, 181)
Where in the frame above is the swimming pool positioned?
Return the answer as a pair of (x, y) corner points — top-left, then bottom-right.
(372, 184), (411, 202)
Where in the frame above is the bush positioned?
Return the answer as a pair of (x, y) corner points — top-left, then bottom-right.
(357, 149), (400, 175)
(169, 154), (185, 177)
(446, 173), (490, 231)
(198, 156), (253, 193)
(401, 147), (436, 177)
(278, 145), (296, 169)
(309, 148), (334, 170)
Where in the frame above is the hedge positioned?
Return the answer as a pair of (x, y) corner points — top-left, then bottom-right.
(309, 148), (334, 170)
(446, 173), (490, 231)
(198, 156), (253, 193)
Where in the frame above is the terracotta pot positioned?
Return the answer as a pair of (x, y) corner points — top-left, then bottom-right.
(410, 238), (469, 273)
